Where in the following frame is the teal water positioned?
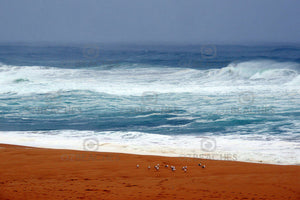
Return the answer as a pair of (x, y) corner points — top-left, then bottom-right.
(0, 44), (299, 164)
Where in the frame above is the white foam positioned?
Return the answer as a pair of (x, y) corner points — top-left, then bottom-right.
(0, 60), (299, 96)
(0, 130), (299, 165)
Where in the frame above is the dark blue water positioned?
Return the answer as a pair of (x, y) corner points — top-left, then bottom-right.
(0, 43), (299, 164)
(0, 44), (299, 132)
(1, 44), (299, 69)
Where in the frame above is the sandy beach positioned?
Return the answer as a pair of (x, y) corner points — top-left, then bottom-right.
(0, 143), (299, 200)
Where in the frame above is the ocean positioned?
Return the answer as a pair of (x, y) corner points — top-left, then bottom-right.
(0, 43), (299, 165)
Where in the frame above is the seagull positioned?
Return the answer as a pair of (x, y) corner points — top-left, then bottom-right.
(136, 164), (139, 168)
(148, 165), (151, 169)
(184, 168), (187, 172)
(172, 167), (176, 172)
(202, 165), (206, 168)
(165, 165), (169, 168)
(198, 163), (201, 166)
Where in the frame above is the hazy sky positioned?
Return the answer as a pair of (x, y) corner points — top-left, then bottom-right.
(0, 0), (299, 44)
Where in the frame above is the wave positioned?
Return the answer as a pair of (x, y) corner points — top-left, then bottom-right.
(270, 46), (300, 53)
(208, 60), (299, 82)
(0, 60), (299, 96)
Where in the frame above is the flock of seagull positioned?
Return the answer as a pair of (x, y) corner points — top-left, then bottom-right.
(136, 163), (205, 172)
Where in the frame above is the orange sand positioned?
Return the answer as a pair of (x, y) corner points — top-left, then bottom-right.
(0, 144), (299, 200)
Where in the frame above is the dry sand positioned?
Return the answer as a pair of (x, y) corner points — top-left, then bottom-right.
(0, 144), (299, 200)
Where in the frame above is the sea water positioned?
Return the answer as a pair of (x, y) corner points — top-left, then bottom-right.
(0, 44), (299, 165)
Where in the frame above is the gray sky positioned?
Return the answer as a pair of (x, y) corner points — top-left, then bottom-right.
(0, 0), (299, 44)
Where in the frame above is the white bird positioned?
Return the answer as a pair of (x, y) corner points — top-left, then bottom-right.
(202, 165), (206, 168)
(148, 165), (151, 169)
(136, 164), (139, 168)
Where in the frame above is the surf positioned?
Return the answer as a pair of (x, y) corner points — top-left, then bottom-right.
(0, 59), (299, 96)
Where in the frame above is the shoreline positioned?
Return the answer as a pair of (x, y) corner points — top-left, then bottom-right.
(1, 131), (299, 166)
(0, 140), (298, 166)
(1, 143), (299, 199)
